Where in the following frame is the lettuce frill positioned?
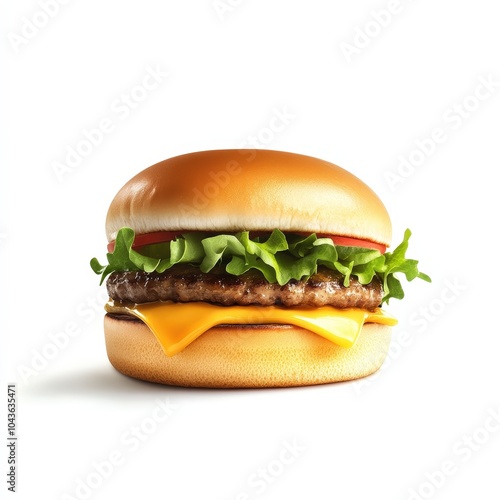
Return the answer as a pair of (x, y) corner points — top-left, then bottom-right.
(91, 228), (430, 304)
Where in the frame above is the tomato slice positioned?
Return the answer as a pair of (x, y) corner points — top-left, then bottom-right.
(107, 230), (386, 253)
(321, 235), (386, 253)
(107, 231), (183, 252)
(293, 232), (386, 253)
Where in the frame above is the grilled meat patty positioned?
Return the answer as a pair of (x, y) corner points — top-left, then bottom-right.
(107, 264), (383, 310)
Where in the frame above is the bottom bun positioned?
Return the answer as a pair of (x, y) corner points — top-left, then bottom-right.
(104, 315), (392, 388)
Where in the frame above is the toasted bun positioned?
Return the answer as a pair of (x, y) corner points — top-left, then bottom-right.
(106, 149), (392, 245)
(104, 316), (392, 388)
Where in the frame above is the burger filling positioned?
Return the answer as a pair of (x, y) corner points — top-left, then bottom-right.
(106, 264), (384, 310)
(93, 228), (429, 355)
(92, 227), (429, 305)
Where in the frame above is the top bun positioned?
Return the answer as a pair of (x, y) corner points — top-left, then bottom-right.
(106, 149), (392, 246)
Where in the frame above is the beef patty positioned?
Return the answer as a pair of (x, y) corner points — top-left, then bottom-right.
(106, 264), (383, 310)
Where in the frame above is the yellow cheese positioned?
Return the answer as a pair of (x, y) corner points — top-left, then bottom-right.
(106, 300), (397, 357)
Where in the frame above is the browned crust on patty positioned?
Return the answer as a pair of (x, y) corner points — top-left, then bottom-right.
(106, 265), (383, 310)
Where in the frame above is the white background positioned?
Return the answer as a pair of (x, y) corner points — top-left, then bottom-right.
(2, 1), (500, 499)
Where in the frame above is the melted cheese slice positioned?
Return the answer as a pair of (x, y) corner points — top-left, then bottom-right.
(106, 300), (397, 357)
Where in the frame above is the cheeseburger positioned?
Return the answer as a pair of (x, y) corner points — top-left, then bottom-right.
(91, 149), (429, 387)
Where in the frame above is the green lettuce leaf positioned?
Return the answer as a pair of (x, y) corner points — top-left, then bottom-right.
(91, 227), (430, 303)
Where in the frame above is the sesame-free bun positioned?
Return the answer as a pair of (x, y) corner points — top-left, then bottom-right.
(104, 316), (392, 388)
(106, 149), (392, 245)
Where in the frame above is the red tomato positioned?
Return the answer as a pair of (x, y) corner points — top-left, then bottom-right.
(323, 235), (386, 253)
(107, 230), (386, 254)
(107, 231), (184, 252)
(293, 232), (387, 253)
